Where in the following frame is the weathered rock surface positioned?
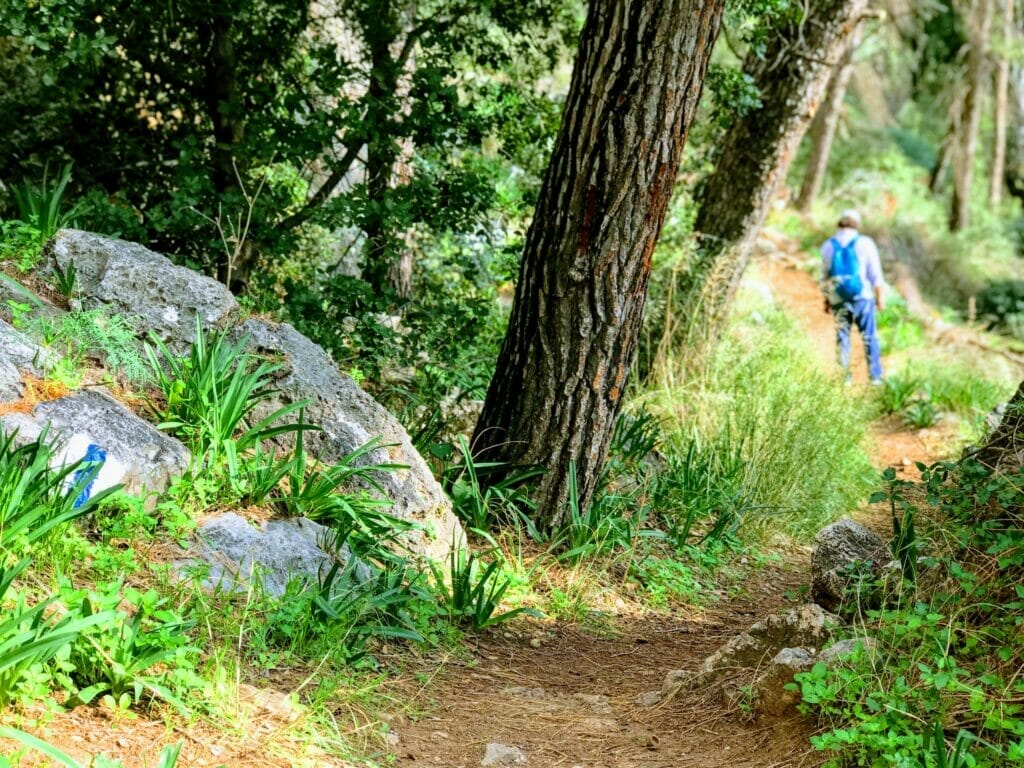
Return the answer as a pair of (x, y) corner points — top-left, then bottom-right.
(751, 647), (816, 716)
(44, 229), (238, 350)
(183, 512), (366, 596)
(235, 318), (463, 562)
(481, 743), (527, 766)
(0, 318), (48, 400)
(817, 637), (878, 667)
(0, 390), (189, 498)
(658, 604), (839, 702)
(812, 518), (897, 612)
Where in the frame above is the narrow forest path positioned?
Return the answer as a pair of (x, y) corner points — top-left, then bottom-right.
(380, 247), (948, 768)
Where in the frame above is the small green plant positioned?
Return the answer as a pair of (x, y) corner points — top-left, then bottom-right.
(0, 559), (114, 707)
(927, 723), (978, 768)
(902, 396), (939, 429)
(147, 321), (309, 477)
(50, 258), (77, 299)
(430, 547), (536, 631)
(12, 163), (85, 243)
(553, 462), (656, 563)
(64, 583), (202, 713)
(879, 374), (921, 415)
(38, 309), (152, 385)
(444, 436), (542, 536)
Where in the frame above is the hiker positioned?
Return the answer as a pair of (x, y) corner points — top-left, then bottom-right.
(821, 209), (885, 384)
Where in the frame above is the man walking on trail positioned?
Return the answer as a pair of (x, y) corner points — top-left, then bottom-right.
(821, 209), (885, 384)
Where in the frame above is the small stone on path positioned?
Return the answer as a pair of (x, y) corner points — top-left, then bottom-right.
(481, 743), (527, 766)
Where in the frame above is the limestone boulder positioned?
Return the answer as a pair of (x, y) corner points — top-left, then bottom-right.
(0, 319), (49, 401)
(751, 647), (816, 716)
(817, 636), (878, 667)
(43, 229), (238, 351)
(0, 390), (190, 500)
(233, 318), (463, 562)
(658, 604), (839, 702)
(182, 512), (368, 596)
(812, 518), (897, 612)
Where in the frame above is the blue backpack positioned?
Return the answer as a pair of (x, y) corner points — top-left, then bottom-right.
(828, 235), (862, 302)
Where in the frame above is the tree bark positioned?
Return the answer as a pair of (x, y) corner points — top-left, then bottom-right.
(796, 23), (863, 212)
(201, 14), (247, 285)
(951, 0), (994, 231)
(1007, 61), (1024, 202)
(471, 0), (725, 528)
(674, 0), (868, 356)
(990, 0), (1015, 206)
(359, 2), (406, 298)
(973, 379), (1024, 472)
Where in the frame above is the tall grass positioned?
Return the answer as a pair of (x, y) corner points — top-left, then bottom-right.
(642, 308), (876, 541)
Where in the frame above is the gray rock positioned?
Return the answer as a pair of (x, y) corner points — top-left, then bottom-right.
(43, 229), (238, 351)
(812, 518), (897, 612)
(0, 390), (190, 500)
(660, 604), (839, 701)
(481, 743), (527, 766)
(752, 647), (816, 716)
(234, 318), (463, 562)
(182, 512), (366, 596)
(817, 637), (878, 667)
(0, 318), (48, 400)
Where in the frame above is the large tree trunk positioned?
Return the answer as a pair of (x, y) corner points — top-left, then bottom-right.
(951, 0), (994, 231)
(990, 0), (1015, 206)
(974, 380), (1024, 471)
(796, 22), (864, 211)
(471, 0), (725, 528)
(673, 0), (868, 355)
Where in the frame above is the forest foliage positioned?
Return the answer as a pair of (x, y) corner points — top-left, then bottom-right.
(1, 0), (1024, 766)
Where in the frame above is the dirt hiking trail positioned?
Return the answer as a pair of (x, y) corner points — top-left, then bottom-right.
(380, 248), (947, 768)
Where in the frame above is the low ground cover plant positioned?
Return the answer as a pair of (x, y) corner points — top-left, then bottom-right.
(794, 458), (1024, 767)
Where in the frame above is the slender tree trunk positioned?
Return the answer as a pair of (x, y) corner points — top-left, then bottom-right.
(990, 0), (1014, 206)
(674, 0), (868, 356)
(360, 4), (404, 298)
(796, 23), (863, 211)
(1007, 61), (1024, 202)
(471, 0), (725, 527)
(951, 0), (994, 231)
(201, 15), (247, 285)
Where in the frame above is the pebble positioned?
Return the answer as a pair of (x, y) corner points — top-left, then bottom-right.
(481, 743), (527, 766)
(529, 638), (542, 648)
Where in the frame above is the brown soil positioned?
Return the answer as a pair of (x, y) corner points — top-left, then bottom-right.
(377, 252), (951, 768)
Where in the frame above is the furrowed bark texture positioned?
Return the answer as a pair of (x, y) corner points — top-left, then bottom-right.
(471, 0), (725, 526)
(796, 23), (863, 211)
(951, 0), (994, 231)
(677, 0), (868, 353)
(974, 380), (1024, 471)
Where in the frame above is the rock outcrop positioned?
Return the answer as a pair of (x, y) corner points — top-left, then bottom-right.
(44, 229), (238, 351)
(182, 512), (369, 596)
(655, 603), (839, 703)
(235, 318), (463, 562)
(0, 390), (190, 500)
(0, 318), (48, 400)
(811, 518), (897, 612)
